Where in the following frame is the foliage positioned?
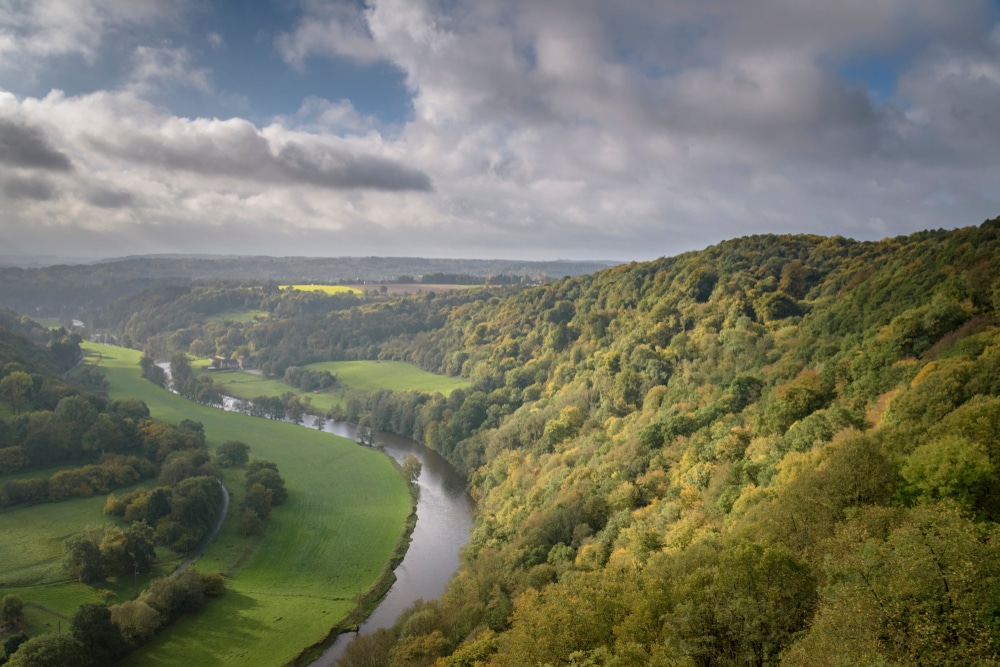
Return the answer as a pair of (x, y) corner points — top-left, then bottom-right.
(215, 440), (250, 467)
(0, 593), (24, 623)
(402, 455), (422, 483)
(4, 633), (82, 667)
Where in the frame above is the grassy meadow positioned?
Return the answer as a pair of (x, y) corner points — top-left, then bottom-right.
(75, 343), (411, 666)
(195, 359), (468, 417)
(308, 360), (468, 396)
(0, 478), (180, 634)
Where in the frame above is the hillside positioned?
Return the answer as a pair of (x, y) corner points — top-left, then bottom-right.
(87, 217), (1000, 665)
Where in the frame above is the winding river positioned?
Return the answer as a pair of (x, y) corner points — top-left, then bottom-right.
(158, 363), (474, 665)
(217, 399), (474, 665)
(311, 422), (474, 665)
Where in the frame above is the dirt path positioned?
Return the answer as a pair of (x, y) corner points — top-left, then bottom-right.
(175, 479), (229, 574)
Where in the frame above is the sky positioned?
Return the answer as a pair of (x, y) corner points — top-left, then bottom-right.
(1, 1), (999, 262)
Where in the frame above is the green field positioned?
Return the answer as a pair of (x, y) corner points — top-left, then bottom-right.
(0, 494), (118, 589)
(197, 360), (467, 417)
(0, 479), (181, 634)
(79, 343), (412, 666)
(282, 284), (363, 295)
(307, 360), (468, 396)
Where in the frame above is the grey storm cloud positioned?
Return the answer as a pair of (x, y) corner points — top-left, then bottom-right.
(0, 117), (73, 171)
(2, 175), (58, 200)
(84, 185), (134, 209)
(85, 120), (432, 192)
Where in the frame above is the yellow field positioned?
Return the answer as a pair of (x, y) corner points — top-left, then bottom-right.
(281, 284), (364, 295)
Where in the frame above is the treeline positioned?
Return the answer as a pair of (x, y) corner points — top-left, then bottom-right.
(2, 571), (224, 667)
(238, 459), (287, 537)
(1, 456), (154, 506)
(103, 475), (223, 553)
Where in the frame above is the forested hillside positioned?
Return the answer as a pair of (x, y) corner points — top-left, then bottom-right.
(95, 218), (1000, 665)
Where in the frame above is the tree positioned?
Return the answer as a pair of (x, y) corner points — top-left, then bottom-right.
(0, 371), (32, 415)
(0, 593), (24, 623)
(402, 455), (423, 483)
(245, 461), (287, 505)
(71, 602), (124, 667)
(109, 600), (160, 645)
(243, 482), (273, 519)
(357, 415), (375, 447)
(5, 633), (82, 667)
(2, 632), (29, 659)
(169, 351), (193, 396)
(216, 440), (250, 467)
(64, 530), (104, 583)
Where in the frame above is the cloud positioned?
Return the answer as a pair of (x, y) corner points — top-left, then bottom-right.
(0, 116), (72, 170)
(0, 0), (184, 68)
(275, 1), (382, 68)
(84, 184), (133, 208)
(128, 46), (213, 95)
(3, 0), (1000, 261)
(1, 174), (57, 200)
(82, 114), (431, 192)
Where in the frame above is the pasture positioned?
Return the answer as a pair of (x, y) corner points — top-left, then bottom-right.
(85, 343), (411, 666)
(307, 360), (468, 396)
(197, 359), (467, 417)
(0, 478), (179, 633)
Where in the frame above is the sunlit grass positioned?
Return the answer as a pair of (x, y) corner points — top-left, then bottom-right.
(307, 360), (468, 396)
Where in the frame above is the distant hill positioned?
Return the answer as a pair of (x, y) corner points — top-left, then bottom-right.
(0, 255), (618, 317)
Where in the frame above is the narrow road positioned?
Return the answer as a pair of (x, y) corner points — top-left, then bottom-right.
(175, 479), (229, 574)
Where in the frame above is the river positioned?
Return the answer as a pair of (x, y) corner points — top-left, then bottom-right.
(158, 364), (474, 665)
(310, 422), (474, 665)
(211, 396), (473, 665)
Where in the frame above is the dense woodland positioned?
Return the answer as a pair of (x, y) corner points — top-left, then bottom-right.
(6, 218), (1000, 665)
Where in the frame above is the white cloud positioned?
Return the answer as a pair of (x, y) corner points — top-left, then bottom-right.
(128, 46), (213, 95)
(0, 0), (183, 69)
(3, 0), (1000, 260)
(275, 0), (382, 68)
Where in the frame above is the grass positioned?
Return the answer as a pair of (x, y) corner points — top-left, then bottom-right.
(307, 360), (468, 396)
(194, 370), (345, 415)
(0, 479), (178, 635)
(195, 359), (467, 417)
(84, 343), (412, 667)
(0, 495), (118, 588)
(281, 284), (364, 295)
